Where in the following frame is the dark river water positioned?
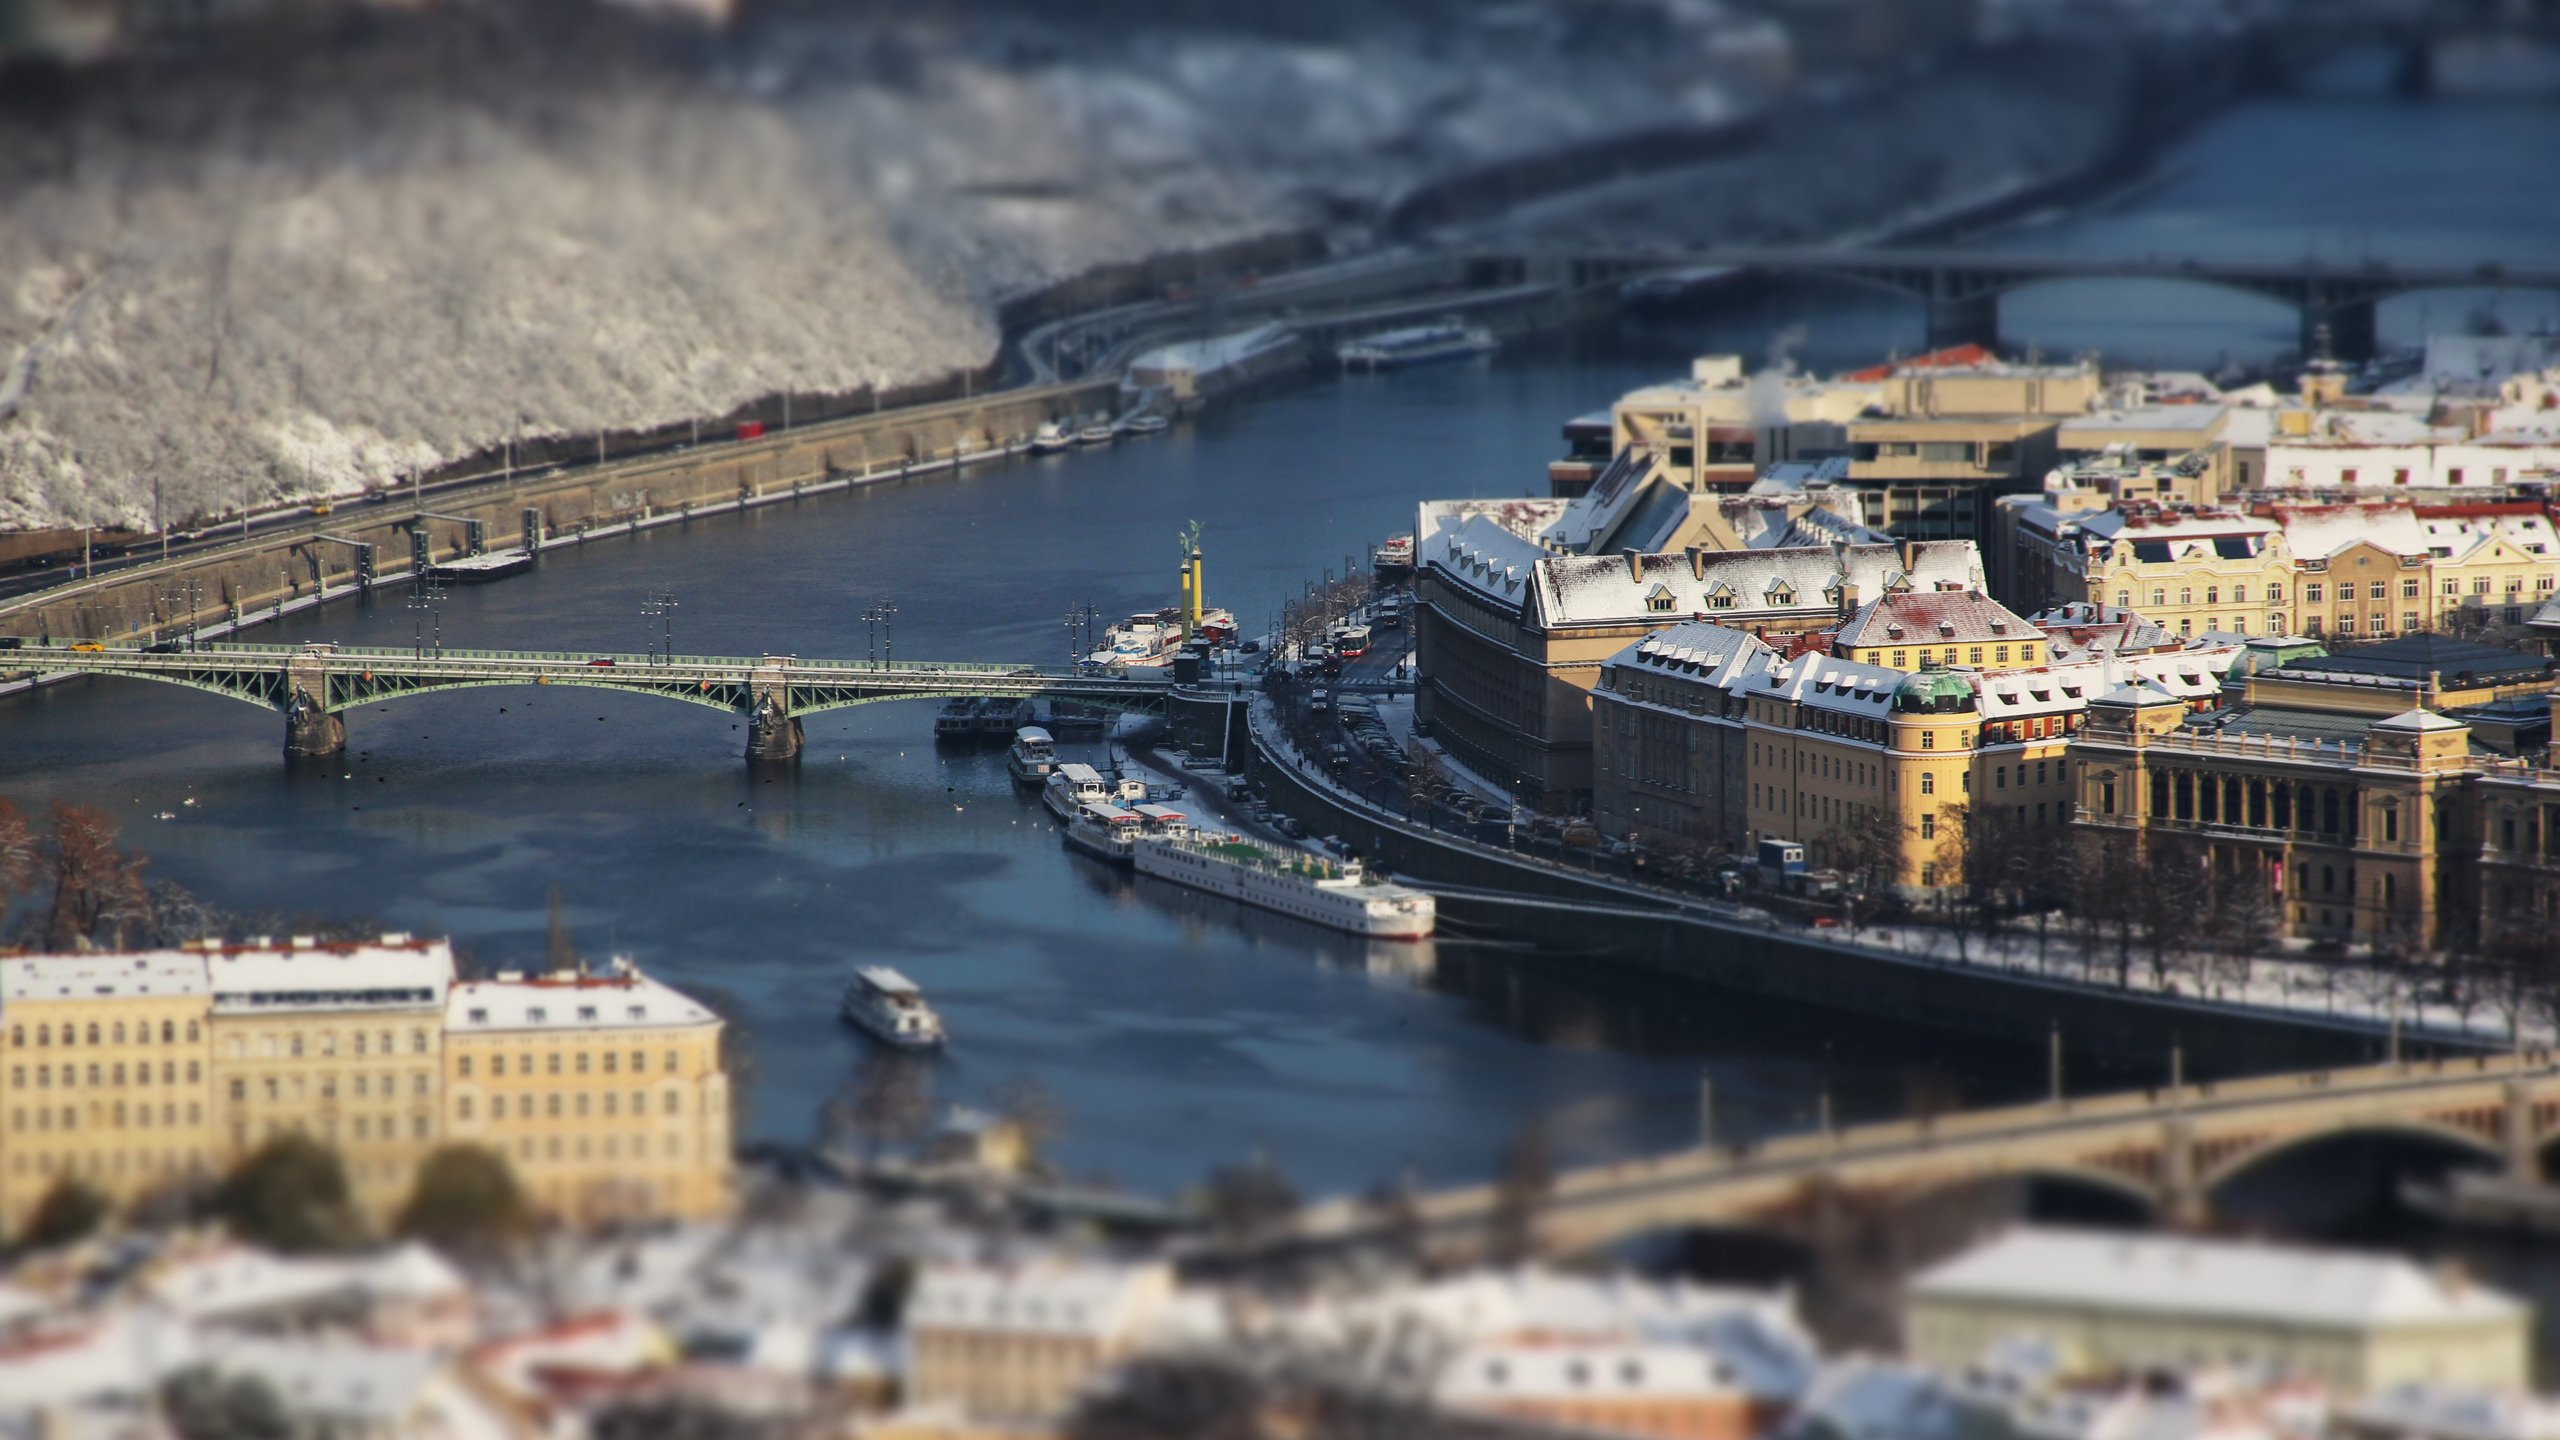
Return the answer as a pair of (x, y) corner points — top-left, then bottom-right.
(7, 57), (2559, 1201)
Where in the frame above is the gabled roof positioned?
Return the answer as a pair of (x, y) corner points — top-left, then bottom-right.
(1830, 590), (2034, 651)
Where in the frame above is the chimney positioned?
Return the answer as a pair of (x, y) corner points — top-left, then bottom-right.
(1624, 547), (1643, 583)
(1689, 546), (1709, 581)
(1838, 581), (1859, 618)
(1898, 539), (1918, 576)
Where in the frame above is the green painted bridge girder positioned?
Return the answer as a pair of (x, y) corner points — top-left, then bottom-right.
(11, 644), (1177, 720)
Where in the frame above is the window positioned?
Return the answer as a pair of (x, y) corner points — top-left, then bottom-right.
(1921, 773), (1935, 795)
(1922, 733), (1935, 750)
(2476, 577), (2493, 594)
(2449, 467), (2466, 485)
(2205, 587), (2218, 606)
(2151, 588), (2167, 608)
(458, 1056), (472, 1079)
(2266, 584), (2283, 602)
(2402, 578), (2420, 599)
(2306, 583), (2323, 603)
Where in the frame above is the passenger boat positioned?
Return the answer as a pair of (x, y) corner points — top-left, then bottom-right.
(1120, 413), (1170, 436)
(1065, 801), (1193, 867)
(840, 965), (947, 1049)
(1081, 610), (1184, 671)
(1030, 421), (1074, 453)
(1132, 833), (1435, 939)
(1042, 762), (1145, 821)
(1336, 321), (1497, 371)
(1372, 534), (1415, 576)
(1077, 420), (1116, 445)
(1005, 726), (1057, 786)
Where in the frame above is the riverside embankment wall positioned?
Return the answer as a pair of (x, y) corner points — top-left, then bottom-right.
(0, 379), (1114, 649)
(1241, 706), (2420, 1072)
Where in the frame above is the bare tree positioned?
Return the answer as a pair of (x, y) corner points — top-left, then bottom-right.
(992, 1073), (1066, 1172)
(43, 801), (149, 951)
(0, 798), (39, 901)
(822, 1055), (934, 1165)
(1820, 812), (1911, 933)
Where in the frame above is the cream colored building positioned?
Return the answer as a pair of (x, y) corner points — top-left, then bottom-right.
(1609, 355), (1882, 491)
(1414, 497), (1986, 803)
(203, 937), (454, 1221)
(442, 962), (731, 1225)
(1589, 596), (2233, 891)
(0, 954), (215, 1229)
(2270, 502), (2560, 641)
(1908, 1228), (2531, 1396)
(0, 939), (732, 1236)
(904, 1259), (1176, 1422)
(1995, 498), (2296, 638)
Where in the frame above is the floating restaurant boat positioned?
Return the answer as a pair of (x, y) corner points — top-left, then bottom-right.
(1061, 800), (1194, 867)
(1042, 762), (1148, 822)
(1371, 534), (1415, 576)
(1132, 832), (1435, 939)
(1005, 726), (1057, 786)
(1336, 321), (1497, 371)
(935, 697), (1033, 742)
(840, 965), (947, 1049)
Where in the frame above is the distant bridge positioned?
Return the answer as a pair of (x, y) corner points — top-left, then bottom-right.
(1571, 245), (2560, 361)
(15, 642), (1176, 761)
(1284, 1052), (2560, 1258)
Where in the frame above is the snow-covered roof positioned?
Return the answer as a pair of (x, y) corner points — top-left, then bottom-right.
(1539, 543), (1983, 629)
(1436, 1340), (1763, 1406)
(143, 1243), (463, 1324)
(203, 938), (454, 1013)
(1, 952), (209, 1004)
(2269, 503), (2431, 561)
(907, 1259), (1171, 1341)
(1831, 590), (2033, 650)
(446, 963), (718, 1035)
(2059, 404), (2227, 438)
(202, 1338), (437, 1422)
(1912, 1228), (2527, 1332)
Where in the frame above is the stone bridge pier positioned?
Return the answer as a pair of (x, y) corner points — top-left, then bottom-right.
(744, 660), (801, 762)
(283, 653), (345, 759)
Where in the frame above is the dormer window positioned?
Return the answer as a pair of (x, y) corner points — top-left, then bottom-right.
(1645, 583), (1678, 614)
(1767, 583), (1796, 606)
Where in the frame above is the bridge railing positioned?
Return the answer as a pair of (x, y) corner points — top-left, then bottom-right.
(161, 642), (1090, 679)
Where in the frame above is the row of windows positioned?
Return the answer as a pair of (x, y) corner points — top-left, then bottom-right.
(12, 1101), (205, 1131)
(10, 1019), (200, 1049)
(500, 1133), (687, 1165)
(11, 1061), (201, 1089)
(7, 1149), (207, 1180)
(459, 1048), (680, 1079)
(224, 1028), (432, 1060)
(227, 1073), (432, 1103)
(459, 1089), (685, 1121)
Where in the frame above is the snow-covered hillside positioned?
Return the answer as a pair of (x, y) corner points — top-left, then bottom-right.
(0, 1), (1786, 529)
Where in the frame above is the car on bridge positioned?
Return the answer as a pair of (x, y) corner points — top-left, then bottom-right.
(586, 658), (616, 668)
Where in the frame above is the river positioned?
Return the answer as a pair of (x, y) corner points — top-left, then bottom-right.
(4, 55), (2556, 1203)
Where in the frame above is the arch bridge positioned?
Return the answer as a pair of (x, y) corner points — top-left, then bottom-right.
(1286, 1052), (2557, 1259)
(16, 641), (1176, 762)
(1568, 246), (2560, 361)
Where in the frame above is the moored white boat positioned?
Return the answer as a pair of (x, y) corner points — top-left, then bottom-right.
(1031, 421), (1074, 453)
(1133, 833), (1434, 939)
(1006, 726), (1057, 786)
(1065, 800), (1195, 867)
(841, 965), (947, 1049)
(1120, 413), (1170, 436)
(1077, 420), (1116, 445)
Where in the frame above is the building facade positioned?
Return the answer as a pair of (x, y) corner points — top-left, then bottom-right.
(1589, 595), (2234, 890)
(1414, 498), (1985, 803)
(2070, 634), (2560, 948)
(0, 939), (732, 1235)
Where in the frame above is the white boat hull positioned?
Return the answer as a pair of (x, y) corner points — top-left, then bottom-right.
(1133, 839), (1434, 940)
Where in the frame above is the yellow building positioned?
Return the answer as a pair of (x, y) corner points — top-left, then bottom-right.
(0, 939), (732, 1237)
(202, 936), (455, 1221)
(1590, 594), (2233, 892)
(1995, 498), (2295, 639)
(2071, 633), (2560, 947)
(2269, 502), (2560, 642)
(441, 962), (731, 1225)
(0, 954), (215, 1229)
(1415, 497), (1986, 803)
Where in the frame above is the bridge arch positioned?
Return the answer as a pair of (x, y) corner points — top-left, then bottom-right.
(2197, 1117), (2504, 1198)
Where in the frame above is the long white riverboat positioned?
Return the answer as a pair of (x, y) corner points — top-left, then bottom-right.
(1132, 833), (1435, 939)
(840, 965), (947, 1049)
(1042, 762), (1147, 821)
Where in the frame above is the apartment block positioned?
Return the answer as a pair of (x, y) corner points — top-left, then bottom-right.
(0, 938), (732, 1235)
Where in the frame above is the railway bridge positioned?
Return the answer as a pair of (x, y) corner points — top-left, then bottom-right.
(1288, 1052), (2560, 1258)
(1566, 246), (2560, 361)
(12, 641), (1176, 761)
